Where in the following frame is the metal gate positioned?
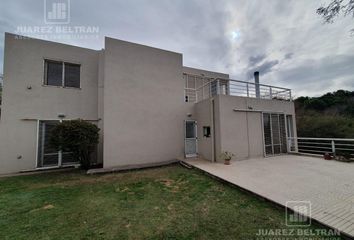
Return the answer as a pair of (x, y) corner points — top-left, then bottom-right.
(185, 120), (198, 158)
(262, 113), (287, 156)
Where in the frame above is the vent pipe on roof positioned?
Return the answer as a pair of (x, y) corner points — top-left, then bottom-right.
(254, 71), (260, 98)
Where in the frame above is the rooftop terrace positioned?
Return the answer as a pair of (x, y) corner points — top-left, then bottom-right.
(184, 73), (292, 103)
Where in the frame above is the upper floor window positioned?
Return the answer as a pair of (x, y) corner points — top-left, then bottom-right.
(44, 60), (80, 88)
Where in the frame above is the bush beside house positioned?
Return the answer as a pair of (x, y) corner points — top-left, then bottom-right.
(50, 120), (100, 169)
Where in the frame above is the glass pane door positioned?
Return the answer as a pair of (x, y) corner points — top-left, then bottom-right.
(185, 120), (197, 157)
(37, 120), (76, 168)
(37, 121), (60, 167)
(263, 113), (287, 156)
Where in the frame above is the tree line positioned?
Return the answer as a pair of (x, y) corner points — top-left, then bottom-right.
(295, 90), (354, 138)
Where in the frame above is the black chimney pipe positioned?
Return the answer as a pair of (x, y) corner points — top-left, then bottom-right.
(254, 71), (260, 98)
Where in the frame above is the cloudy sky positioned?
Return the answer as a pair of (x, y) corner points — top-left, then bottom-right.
(0, 0), (353, 97)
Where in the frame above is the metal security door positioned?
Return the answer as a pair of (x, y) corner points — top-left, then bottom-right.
(185, 120), (198, 158)
(263, 113), (287, 156)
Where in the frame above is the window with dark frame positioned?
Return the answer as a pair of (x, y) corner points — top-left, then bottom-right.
(203, 126), (211, 138)
(64, 63), (80, 88)
(44, 60), (80, 88)
(45, 60), (62, 86)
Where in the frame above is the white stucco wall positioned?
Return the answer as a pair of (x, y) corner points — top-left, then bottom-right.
(103, 37), (192, 167)
(216, 95), (297, 161)
(0, 33), (297, 174)
(0, 33), (100, 174)
(195, 99), (213, 161)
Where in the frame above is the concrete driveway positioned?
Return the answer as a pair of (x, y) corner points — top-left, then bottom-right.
(183, 155), (354, 238)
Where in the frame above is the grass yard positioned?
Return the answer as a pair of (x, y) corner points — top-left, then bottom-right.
(0, 164), (342, 240)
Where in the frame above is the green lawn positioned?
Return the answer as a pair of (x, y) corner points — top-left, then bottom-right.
(0, 165), (342, 240)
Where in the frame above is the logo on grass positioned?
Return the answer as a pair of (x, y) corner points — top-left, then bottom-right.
(44, 0), (70, 24)
(286, 201), (311, 227)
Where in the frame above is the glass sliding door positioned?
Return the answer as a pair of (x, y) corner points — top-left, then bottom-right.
(271, 114), (281, 154)
(263, 113), (273, 155)
(286, 115), (296, 152)
(37, 120), (76, 168)
(37, 121), (59, 167)
(279, 115), (287, 153)
(262, 113), (287, 156)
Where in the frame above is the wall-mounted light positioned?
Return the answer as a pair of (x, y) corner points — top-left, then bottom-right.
(27, 85), (32, 90)
(187, 113), (192, 118)
(58, 113), (66, 118)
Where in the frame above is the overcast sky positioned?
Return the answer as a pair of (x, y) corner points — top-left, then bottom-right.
(0, 0), (353, 97)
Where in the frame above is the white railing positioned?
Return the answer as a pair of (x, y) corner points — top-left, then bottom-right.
(185, 77), (292, 103)
(288, 137), (354, 159)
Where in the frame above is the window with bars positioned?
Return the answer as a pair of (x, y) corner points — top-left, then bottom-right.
(263, 113), (287, 156)
(286, 115), (296, 151)
(44, 60), (80, 88)
(184, 73), (210, 103)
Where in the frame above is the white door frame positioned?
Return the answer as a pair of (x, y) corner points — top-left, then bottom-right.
(184, 120), (198, 158)
(36, 119), (78, 169)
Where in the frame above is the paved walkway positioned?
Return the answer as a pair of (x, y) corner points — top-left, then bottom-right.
(183, 155), (354, 237)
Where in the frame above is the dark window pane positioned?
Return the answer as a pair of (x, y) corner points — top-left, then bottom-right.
(263, 113), (271, 145)
(37, 120), (60, 167)
(46, 60), (62, 86)
(62, 152), (76, 165)
(203, 126), (211, 137)
(271, 114), (280, 144)
(64, 63), (80, 88)
(186, 121), (196, 138)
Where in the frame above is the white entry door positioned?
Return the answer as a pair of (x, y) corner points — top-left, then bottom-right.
(185, 120), (198, 158)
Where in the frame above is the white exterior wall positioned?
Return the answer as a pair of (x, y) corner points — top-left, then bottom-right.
(216, 95), (297, 161)
(195, 98), (214, 161)
(0, 33), (100, 174)
(0, 33), (297, 174)
(184, 67), (229, 162)
(195, 95), (297, 162)
(103, 37), (192, 168)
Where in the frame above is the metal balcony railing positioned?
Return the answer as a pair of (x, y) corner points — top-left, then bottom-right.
(184, 77), (292, 103)
(287, 137), (354, 159)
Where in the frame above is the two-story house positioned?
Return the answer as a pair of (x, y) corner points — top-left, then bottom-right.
(0, 33), (297, 174)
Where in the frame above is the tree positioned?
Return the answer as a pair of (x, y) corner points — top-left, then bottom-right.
(317, 0), (354, 33)
(295, 90), (354, 138)
(50, 120), (100, 170)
